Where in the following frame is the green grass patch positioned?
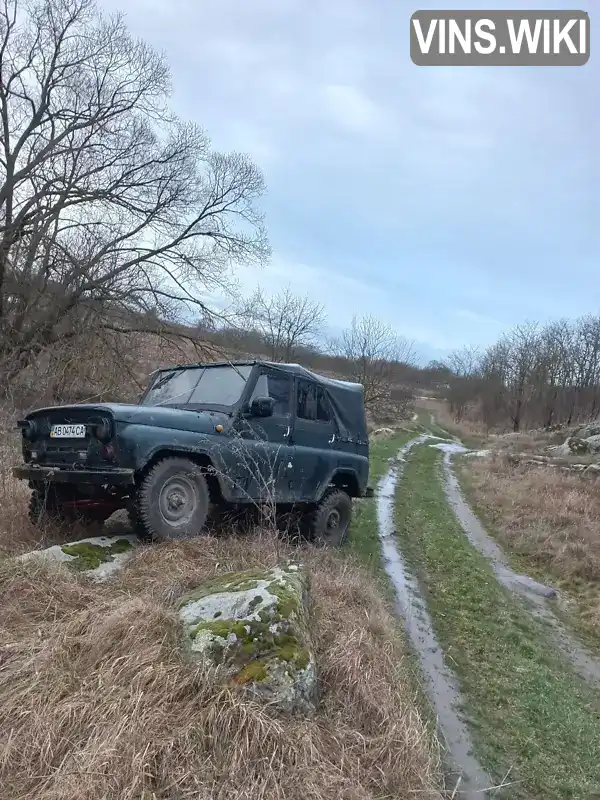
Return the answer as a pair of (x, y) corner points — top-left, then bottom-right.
(61, 538), (133, 571)
(414, 406), (462, 442)
(395, 444), (600, 799)
(345, 430), (417, 581)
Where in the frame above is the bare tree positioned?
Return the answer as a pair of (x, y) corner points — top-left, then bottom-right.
(237, 285), (326, 362)
(330, 314), (415, 408)
(444, 346), (482, 422)
(442, 314), (600, 433)
(0, 0), (268, 383)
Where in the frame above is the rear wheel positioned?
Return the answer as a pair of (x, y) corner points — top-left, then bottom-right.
(308, 489), (352, 546)
(135, 457), (210, 541)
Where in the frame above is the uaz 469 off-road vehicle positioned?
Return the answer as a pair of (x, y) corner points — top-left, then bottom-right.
(13, 361), (372, 545)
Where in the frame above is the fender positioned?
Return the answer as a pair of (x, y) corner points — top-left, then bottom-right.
(314, 465), (368, 502)
(132, 435), (237, 503)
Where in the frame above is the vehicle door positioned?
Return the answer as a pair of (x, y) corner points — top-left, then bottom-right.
(232, 367), (295, 503)
(291, 378), (338, 501)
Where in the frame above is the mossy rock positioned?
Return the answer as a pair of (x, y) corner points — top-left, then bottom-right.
(61, 538), (133, 571)
(178, 564), (316, 715)
(18, 535), (138, 581)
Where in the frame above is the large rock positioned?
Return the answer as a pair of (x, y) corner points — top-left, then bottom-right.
(574, 423), (600, 440)
(583, 434), (600, 453)
(546, 439), (573, 457)
(178, 564), (317, 716)
(18, 535), (139, 581)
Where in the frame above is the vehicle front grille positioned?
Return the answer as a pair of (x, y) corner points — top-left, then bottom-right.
(25, 408), (115, 467)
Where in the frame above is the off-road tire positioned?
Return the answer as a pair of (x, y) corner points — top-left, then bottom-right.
(135, 457), (210, 541)
(308, 489), (352, 546)
(127, 504), (155, 542)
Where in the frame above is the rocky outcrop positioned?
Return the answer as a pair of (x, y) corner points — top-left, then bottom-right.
(178, 564), (317, 716)
(18, 535), (139, 580)
(545, 430), (600, 457)
(505, 452), (600, 478)
(546, 440), (574, 457)
(583, 434), (600, 453)
(573, 423), (600, 440)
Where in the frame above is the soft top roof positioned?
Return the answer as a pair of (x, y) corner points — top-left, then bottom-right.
(154, 359), (362, 391)
(152, 360), (367, 441)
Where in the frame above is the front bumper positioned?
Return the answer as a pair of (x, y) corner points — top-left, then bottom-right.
(12, 465), (135, 486)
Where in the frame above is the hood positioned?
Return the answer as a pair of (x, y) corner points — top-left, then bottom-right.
(27, 403), (231, 435)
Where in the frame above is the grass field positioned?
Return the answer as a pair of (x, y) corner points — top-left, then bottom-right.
(0, 421), (443, 800)
(456, 453), (600, 654)
(394, 444), (600, 799)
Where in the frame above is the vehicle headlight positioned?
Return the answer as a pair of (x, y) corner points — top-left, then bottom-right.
(94, 418), (112, 442)
(18, 420), (37, 440)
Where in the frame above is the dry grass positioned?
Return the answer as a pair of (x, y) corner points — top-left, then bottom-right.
(0, 394), (442, 799)
(0, 520), (442, 799)
(415, 399), (487, 446)
(458, 454), (600, 641)
(419, 398), (582, 455)
(0, 413), (45, 556)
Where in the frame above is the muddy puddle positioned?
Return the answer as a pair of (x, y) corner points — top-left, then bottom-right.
(442, 451), (600, 688)
(376, 436), (493, 798)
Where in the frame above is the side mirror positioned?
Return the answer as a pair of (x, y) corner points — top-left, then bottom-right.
(250, 396), (275, 418)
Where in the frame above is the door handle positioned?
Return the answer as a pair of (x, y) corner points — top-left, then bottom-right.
(329, 433), (336, 444)
(284, 426), (291, 438)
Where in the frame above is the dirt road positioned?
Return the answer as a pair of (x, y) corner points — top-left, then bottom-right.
(376, 422), (600, 799)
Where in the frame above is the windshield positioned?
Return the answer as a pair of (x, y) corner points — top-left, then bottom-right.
(142, 365), (253, 408)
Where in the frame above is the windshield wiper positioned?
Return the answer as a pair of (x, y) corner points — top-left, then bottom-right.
(151, 366), (188, 392)
(225, 359), (248, 383)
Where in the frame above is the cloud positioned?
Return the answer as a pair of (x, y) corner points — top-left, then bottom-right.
(454, 309), (504, 327)
(319, 84), (384, 134)
(99, 0), (599, 363)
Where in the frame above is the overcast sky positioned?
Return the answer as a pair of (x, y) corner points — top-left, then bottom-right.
(99, 0), (597, 364)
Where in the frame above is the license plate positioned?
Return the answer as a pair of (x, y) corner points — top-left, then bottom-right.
(50, 424), (87, 438)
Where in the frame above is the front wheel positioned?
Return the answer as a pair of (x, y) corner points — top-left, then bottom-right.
(135, 457), (210, 541)
(308, 489), (352, 546)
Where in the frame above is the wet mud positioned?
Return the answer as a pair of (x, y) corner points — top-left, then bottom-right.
(442, 450), (600, 688)
(376, 436), (493, 798)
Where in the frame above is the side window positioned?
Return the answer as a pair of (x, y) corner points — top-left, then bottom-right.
(250, 371), (291, 416)
(297, 380), (332, 423)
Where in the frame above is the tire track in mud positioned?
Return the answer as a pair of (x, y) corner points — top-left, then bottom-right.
(441, 448), (600, 689)
(376, 434), (494, 799)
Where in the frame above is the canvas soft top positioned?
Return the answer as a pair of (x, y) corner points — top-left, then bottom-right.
(152, 360), (368, 443)
(261, 361), (367, 443)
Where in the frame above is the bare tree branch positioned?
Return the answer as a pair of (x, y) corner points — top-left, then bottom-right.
(329, 314), (415, 409)
(0, 0), (269, 382)
(236, 285), (326, 362)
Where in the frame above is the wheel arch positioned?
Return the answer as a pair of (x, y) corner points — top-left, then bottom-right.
(136, 448), (228, 505)
(323, 469), (360, 499)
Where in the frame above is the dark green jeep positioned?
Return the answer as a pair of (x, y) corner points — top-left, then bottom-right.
(13, 360), (372, 545)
